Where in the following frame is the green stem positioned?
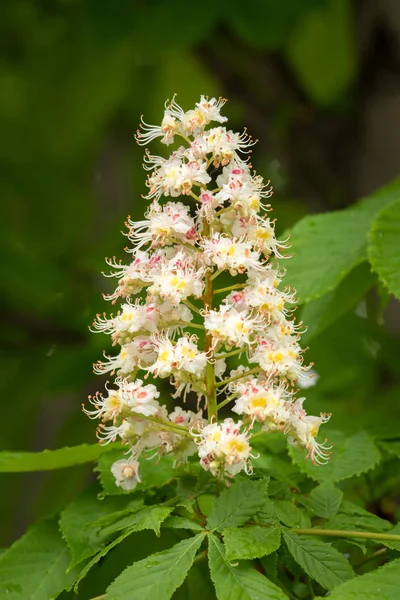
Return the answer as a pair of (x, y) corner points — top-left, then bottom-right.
(293, 528), (400, 542)
(189, 190), (200, 202)
(178, 133), (192, 145)
(215, 367), (260, 388)
(215, 348), (244, 360)
(355, 547), (387, 571)
(183, 299), (202, 315)
(89, 596), (105, 600)
(214, 283), (246, 295)
(203, 222), (217, 422)
(175, 321), (204, 331)
(216, 393), (238, 410)
(210, 269), (223, 281)
(144, 415), (192, 438)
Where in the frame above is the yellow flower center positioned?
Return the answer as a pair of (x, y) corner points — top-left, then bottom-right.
(170, 276), (186, 290)
(227, 439), (248, 454)
(159, 350), (170, 361)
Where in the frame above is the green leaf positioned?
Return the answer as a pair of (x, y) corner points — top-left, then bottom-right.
(207, 480), (267, 531)
(0, 443), (117, 472)
(283, 179), (400, 303)
(301, 482), (343, 519)
(223, 525), (281, 561)
(253, 450), (303, 487)
(97, 449), (176, 494)
(285, 0), (356, 106)
(274, 501), (311, 528)
(99, 505), (173, 537)
(315, 556), (400, 599)
(368, 198), (400, 300)
(75, 526), (138, 590)
(323, 514), (391, 537)
(339, 500), (392, 531)
(208, 535), (288, 600)
(300, 262), (375, 343)
(105, 533), (204, 600)
(381, 523), (400, 551)
(283, 529), (354, 590)
(257, 499), (310, 527)
(378, 440), (400, 459)
(0, 517), (78, 600)
(59, 483), (143, 568)
(162, 516), (204, 531)
(289, 431), (381, 483)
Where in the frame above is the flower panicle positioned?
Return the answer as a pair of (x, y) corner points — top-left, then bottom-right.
(86, 94), (330, 491)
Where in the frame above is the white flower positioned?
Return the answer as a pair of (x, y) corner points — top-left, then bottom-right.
(174, 336), (208, 377)
(288, 400), (332, 464)
(251, 338), (304, 381)
(203, 127), (256, 166)
(128, 202), (197, 249)
(136, 95), (228, 146)
(194, 418), (254, 477)
(147, 335), (176, 378)
(148, 263), (204, 306)
(93, 337), (157, 377)
(232, 379), (291, 425)
(145, 150), (211, 201)
(84, 387), (122, 421)
(111, 459), (141, 490)
(201, 233), (264, 275)
(204, 305), (260, 348)
(118, 378), (161, 417)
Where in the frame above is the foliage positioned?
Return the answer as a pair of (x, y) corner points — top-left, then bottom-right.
(2, 1), (400, 599)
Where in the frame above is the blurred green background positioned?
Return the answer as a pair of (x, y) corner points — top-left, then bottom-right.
(1, 0), (400, 545)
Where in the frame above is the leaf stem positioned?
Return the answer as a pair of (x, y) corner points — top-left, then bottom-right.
(89, 595), (105, 600)
(292, 527), (400, 541)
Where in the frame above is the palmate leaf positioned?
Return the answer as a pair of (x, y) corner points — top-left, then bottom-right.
(301, 482), (343, 519)
(283, 178), (400, 303)
(105, 533), (204, 600)
(208, 535), (287, 600)
(368, 198), (400, 300)
(315, 557), (400, 599)
(283, 530), (354, 590)
(289, 431), (381, 483)
(207, 480), (267, 531)
(0, 443), (117, 472)
(0, 517), (78, 600)
(223, 525), (281, 561)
